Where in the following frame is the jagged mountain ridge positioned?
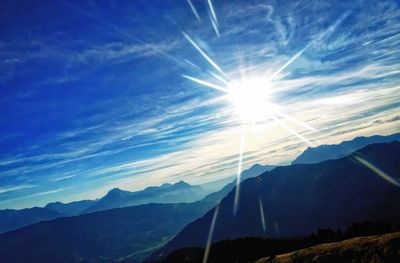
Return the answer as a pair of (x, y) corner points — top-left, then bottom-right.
(292, 133), (400, 164)
(45, 199), (95, 215)
(152, 142), (400, 261)
(83, 180), (208, 213)
(0, 162), (274, 234)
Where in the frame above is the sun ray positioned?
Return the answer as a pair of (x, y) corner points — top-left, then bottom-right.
(269, 112), (315, 147)
(183, 59), (202, 70)
(186, 0), (202, 22)
(183, 75), (229, 93)
(177, 8), (358, 229)
(207, 71), (230, 86)
(234, 125), (247, 215)
(259, 197), (266, 232)
(209, 11), (220, 37)
(203, 205), (220, 263)
(207, 0), (218, 25)
(353, 156), (400, 187)
(182, 32), (224, 74)
(269, 45), (309, 80)
(270, 105), (318, 132)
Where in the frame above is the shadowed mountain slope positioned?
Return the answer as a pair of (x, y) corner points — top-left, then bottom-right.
(157, 221), (400, 263)
(0, 181), (206, 234)
(0, 163), (273, 235)
(0, 176), (240, 263)
(0, 207), (64, 234)
(0, 202), (212, 263)
(152, 142), (400, 261)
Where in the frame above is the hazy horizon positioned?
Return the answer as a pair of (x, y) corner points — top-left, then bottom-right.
(1, 131), (398, 210)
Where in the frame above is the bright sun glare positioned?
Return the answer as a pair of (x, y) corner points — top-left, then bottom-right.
(228, 77), (272, 123)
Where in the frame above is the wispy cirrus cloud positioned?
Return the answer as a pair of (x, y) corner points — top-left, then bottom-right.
(0, 184), (35, 194)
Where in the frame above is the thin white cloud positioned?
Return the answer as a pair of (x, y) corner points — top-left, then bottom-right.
(0, 184), (35, 194)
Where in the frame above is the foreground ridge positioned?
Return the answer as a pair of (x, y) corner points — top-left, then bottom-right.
(256, 231), (400, 263)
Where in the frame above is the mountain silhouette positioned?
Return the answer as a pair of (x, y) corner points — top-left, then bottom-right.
(83, 180), (207, 213)
(0, 207), (65, 233)
(83, 165), (275, 214)
(255, 231), (400, 263)
(45, 199), (95, 215)
(0, 203), (213, 263)
(0, 179), (236, 263)
(0, 163), (274, 233)
(0, 181), (205, 234)
(240, 163), (276, 178)
(292, 133), (400, 164)
(158, 221), (400, 263)
(153, 142), (400, 260)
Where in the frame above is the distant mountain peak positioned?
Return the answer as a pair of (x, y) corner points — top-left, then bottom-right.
(172, 181), (191, 189)
(45, 201), (63, 207)
(292, 133), (400, 164)
(160, 183), (173, 188)
(104, 188), (129, 199)
(82, 180), (208, 214)
(109, 187), (122, 192)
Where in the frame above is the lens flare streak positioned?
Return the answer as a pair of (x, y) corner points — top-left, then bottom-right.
(268, 46), (309, 80)
(209, 11), (221, 37)
(186, 0), (202, 22)
(182, 75), (229, 93)
(234, 125), (247, 215)
(269, 112), (315, 147)
(208, 70), (230, 86)
(259, 197), (266, 232)
(272, 108), (318, 132)
(203, 205), (220, 263)
(353, 156), (400, 187)
(181, 36), (317, 212)
(179, 12), (362, 217)
(176, 9), (391, 254)
(182, 32), (224, 74)
(207, 0), (218, 25)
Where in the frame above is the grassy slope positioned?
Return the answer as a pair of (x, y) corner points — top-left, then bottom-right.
(256, 231), (400, 263)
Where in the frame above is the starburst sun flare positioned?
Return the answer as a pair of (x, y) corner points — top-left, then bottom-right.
(228, 77), (272, 124)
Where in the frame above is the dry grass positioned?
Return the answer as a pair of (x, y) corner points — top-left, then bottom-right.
(256, 231), (400, 263)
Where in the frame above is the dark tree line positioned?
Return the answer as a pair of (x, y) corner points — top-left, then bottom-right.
(156, 220), (400, 263)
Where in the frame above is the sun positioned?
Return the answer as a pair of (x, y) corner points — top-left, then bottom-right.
(228, 77), (272, 124)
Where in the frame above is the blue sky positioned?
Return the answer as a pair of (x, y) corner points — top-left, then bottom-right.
(1, 0), (400, 209)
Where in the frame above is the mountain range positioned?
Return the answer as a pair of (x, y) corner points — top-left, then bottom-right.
(0, 190), (225, 263)
(14, 131), (393, 234)
(0, 163), (277, 262)
(0, 181), (206, 233)
(1, 134), (399, 263)
(0, 163), (274, 234)
(83, 180), (208, 213)
(45, 199), (95, 215)
(152, 141), (400, 261)
(292, 133), (400, 164)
